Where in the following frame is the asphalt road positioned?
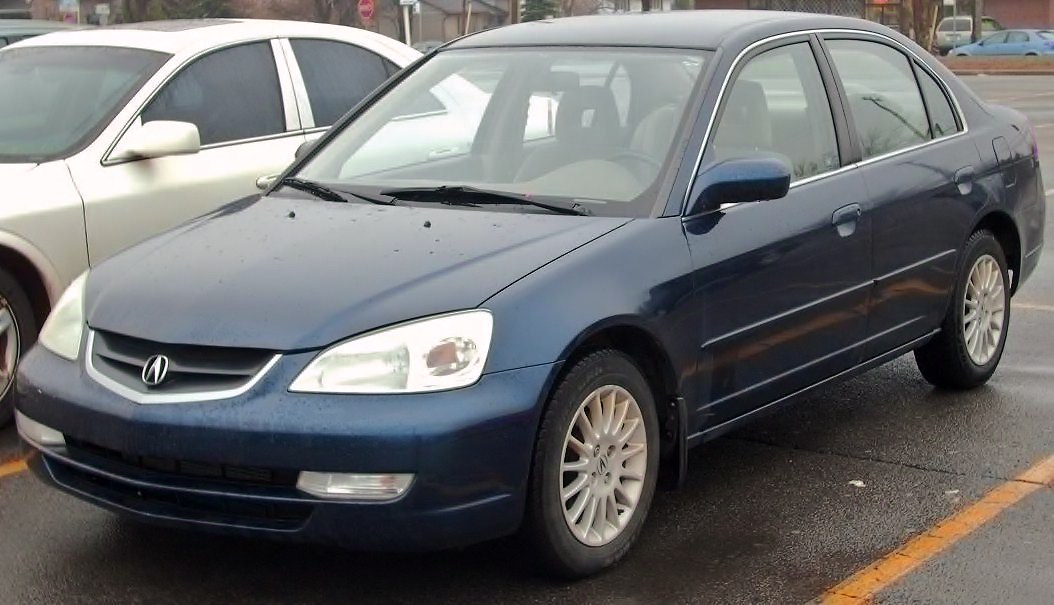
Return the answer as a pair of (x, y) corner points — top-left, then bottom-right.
(1, 76), (1052, 605)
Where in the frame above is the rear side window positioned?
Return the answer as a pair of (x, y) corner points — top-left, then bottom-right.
(939, 18), (971, 32)
(1007, 31), (1029, 43)
(142, 42), (285, 146)
(712, 42), (840, 181)
(290, 39), (393, 127)
(826, 39), (930, 159)
(914, 65), (959, 138)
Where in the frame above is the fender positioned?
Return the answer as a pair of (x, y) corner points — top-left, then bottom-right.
(0, 230), (63, 305)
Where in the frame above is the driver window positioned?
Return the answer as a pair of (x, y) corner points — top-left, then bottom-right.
(711, 42), (840, 181)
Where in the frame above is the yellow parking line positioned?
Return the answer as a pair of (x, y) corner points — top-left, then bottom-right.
(0, 456), (27, 479)
(815, 454), (1054, 604)
(1015, 302), (1054, 313)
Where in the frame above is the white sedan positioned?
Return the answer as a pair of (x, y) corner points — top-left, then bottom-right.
(0, 19), (419, 424)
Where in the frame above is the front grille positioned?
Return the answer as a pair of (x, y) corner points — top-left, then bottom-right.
(65, 437), (299, 489)
(48, 456), (311, 531)
(89, 330), (275, 397)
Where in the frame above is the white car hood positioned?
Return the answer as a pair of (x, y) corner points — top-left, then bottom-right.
(0, 163), (37, 179)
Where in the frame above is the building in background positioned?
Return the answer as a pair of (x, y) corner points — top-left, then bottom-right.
(982, 0), (1054, 28)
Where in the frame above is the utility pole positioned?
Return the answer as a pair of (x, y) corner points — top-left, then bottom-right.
(511, 0), (520, 23)
(971, 0), (984, 43)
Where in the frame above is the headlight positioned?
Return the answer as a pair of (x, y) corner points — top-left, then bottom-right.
(39, 272), (87, 361)
(290, 310), (493, 394)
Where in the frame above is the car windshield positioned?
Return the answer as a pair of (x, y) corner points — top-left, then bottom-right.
(0, 46), (168, 163)
(295, 47), (709, 217)
(1039, 31), (1054, 40)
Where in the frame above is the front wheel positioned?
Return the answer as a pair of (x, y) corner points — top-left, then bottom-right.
(0, 268), (37, 427)
(525, 350), (659, 578)
(915, 230), (1010, 389)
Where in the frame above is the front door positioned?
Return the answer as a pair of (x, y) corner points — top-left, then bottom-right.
(69, 40), (305, 264)
(683, 39), (873, 428)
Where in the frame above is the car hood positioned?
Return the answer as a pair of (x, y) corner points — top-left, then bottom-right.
(0, 163), (37, 179)
(86, 195), (630, 351)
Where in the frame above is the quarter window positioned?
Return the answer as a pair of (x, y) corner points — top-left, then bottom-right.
(827, 39), (930, 159)
(914, 65), (959, 138)
(711, 42), (840, 181)
(290, 39), (394, 128)
(142, 42), (285, 146)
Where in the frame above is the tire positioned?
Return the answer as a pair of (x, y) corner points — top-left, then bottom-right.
(0, 268), (36, 427)
(525, 349), (660, 578)
(915, 230), (1010, 390)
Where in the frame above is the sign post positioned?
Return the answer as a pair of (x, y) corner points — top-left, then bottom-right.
(399, 0), (417, 46)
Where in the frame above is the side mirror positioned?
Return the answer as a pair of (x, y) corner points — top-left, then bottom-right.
(688, 156), (792, 215)
(294, 139), (317, 160)
(119, 121), (200, 160)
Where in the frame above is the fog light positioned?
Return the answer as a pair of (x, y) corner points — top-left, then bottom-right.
(15, 411), (65, 447)
(296, 471), (413, 501)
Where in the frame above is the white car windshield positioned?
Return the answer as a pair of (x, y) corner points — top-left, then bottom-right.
(297, 47), (709, 217)
(0, 46), (168, 163)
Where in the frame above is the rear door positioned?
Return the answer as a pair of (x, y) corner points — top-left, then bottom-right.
(684, 37), (873, 427)
(283, 38), (398, 143)
(822, 35), (978, 359)
(73, 40), (305, 263)
(1004, 31), (1030, 55)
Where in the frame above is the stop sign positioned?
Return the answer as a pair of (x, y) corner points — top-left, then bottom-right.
(358, 0), (375, 22)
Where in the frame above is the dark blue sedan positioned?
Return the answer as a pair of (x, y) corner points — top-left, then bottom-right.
(15, 11), (1046, 577)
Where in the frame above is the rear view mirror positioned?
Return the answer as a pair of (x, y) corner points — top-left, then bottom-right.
(120, 121), (200, 160)
(689, 156), (792, 215)
(295, 140), (317, 160)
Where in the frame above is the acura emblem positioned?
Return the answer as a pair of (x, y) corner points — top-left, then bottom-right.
(141, 355), (170, 387)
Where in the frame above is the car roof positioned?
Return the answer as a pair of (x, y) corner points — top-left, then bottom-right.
(448, 10), (897, 51)
(11, 18), (412, 58)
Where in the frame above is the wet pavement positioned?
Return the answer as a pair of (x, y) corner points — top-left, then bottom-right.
(1, 76), (1052, 604)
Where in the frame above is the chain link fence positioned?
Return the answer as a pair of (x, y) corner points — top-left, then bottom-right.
(747, 0), (866, 18)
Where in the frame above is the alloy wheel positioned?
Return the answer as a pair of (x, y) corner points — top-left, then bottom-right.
(0, 296), (20, 400)
(560, 385), (648, 547)
(963, 254), (1005, 366)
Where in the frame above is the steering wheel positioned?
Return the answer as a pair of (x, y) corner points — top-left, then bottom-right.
(605, 150), (662, 182)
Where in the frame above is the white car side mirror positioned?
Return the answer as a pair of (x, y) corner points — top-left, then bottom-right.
(120, 121), (201, 160)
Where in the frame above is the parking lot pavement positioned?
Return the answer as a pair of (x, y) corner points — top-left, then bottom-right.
(0, 76), (1052, 605)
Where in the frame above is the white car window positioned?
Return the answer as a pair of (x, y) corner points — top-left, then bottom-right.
(142, 42), (285, 146)
(289, 39), (395, 128)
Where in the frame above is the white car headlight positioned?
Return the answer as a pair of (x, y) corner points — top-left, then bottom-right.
(290, 310), (493, 394)
(39, 272), (88, 361)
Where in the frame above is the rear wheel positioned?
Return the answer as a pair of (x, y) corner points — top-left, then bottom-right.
(525, 350), (659, 578)
(915, 231), (1009, 389)
(0, 268), (36, 427)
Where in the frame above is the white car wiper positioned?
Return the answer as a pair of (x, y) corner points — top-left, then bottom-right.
(379, 185), (590, 216)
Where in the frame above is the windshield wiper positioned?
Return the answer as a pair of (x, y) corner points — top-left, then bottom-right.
(379, 185), (590, 216)
(278, 177), (395, 206)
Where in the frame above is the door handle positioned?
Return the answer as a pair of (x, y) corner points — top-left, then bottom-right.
(832, 203), (862, 237)
(954, 166), (976, 195)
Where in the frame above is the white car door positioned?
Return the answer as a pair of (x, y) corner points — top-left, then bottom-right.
(67, 40), (305, 264)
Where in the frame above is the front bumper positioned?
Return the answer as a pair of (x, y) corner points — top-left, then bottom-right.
(16, 346), (558, 551)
